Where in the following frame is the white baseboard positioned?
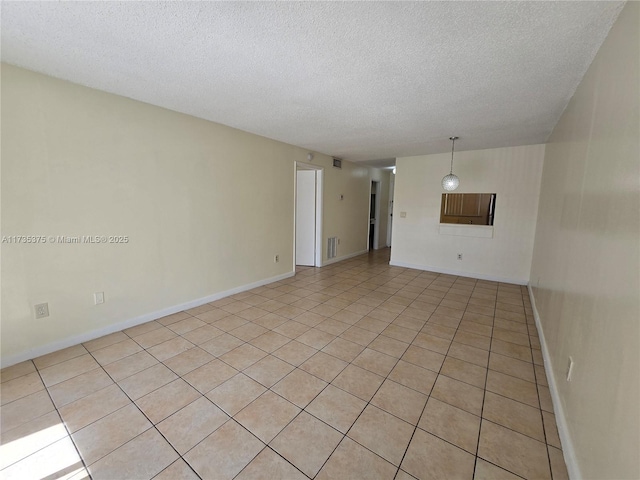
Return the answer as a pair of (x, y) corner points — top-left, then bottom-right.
(1, 270), (295, 368)
(527, 284), (581, 480)
(389, 260), (527, 285)
(322, 249), (368, 266)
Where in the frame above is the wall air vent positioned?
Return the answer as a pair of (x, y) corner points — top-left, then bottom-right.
(332, 158), (342, 169)
(327, 237), (338, 259)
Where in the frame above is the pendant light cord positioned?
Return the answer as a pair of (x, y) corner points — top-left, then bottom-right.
(450, 136), (456, 174)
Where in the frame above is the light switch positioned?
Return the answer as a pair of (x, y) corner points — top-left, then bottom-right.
(400, 212), (407, 218)
(94, 292), (105, 305)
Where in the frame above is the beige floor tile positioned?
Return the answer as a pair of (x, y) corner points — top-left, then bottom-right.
(156, 311), (191, 326)
(538, 384), (554, 412)
(180, 324), (224, 345)
(157, 396), (229, 454)
(316, 436), (396, 480)
(91, 339), (143, 365)
(230, 322), (269, 341)
(0, 390), (55, 433)
(483, 391), (544, 442)
(458, 320), (493, 338)
(58, 383), (130, 433)
(244, 355), (294, 387)
(1, 436), (84, 480)
(340, 325), (379, 346)
(478, 420), (551, 479)
(272, 340), (317, 366)
(543, 411), (562, 448)
(296, 328), (336, 350)
(249, 331), (291, 353)
(147, 337), (194, 362)
(534, 364), (549, 386)
(186, 303), (215, 316)
(419, 397), (481, 454)
(163, 347), (214, 376)
(182, 359), (238, 394)
(195, 308), (230, 323)
(431, 375), (484, 416)
(332, 364), (384, 401)
(447, 342), (489, 368)
(273, 320), (311, 339)
(135, 378), (200, 424)
(352, 348), (398, 376)
(411, 332), (451, 355)
(486, 370), (539, 408)
(369, 335), (409, 358)
(371, 379), (427, 425)
(305, 384), (366, 433)
(348, 404), (414, 466)
(48, 368), (113, 408)
(252, 312), (289, 329)
(440, 356), (487, 388)
(489, 352), (535, 382)
(185, 420), (264, 479)
(0, 410), (67, 470)
(388, 360), (438, 395)
(219, 344), (267, 370)
(1, 361), (36, 384)
(272, 368), (327, 408)
(167, 317), (207, 335)
(235, 448), (307, 480)
(271, 411), (342, 477)
(402, 345), (445, 372)
(123, 320), (163, 338)
(72, 404), (151, 465)
(199, 333), (244, 356)
(206, 373), (266, 416)
(235, 391), (300, 442)
(421, 323), (457, 341)
(474, 458), (522, 479)
(38, 354), (100, 387)
(491, 339), (532, 363)
(0, 371), (44, 406)
(299, 351), (348, 382)
(295, 311), (327, 327)
(321, 337), (365, 362)
(381, 324), (419, 344)
(118, 363), (178, 400)
(90, 428), (178, 480)
(454, 330), (492, 351)
(548, 446), (569, 480)
(153, 459), (200, 480)
(34, 344), (89, 369)
(133, 327), (178, 349)
(401, 428), (476, 480)
(103, 350), (158, 382)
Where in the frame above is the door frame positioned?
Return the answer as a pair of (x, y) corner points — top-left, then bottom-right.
(294, 162), (323, 267)
(369, 180), (382, 250)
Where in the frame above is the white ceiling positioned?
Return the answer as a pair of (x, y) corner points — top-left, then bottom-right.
(1, 1), (624, 165)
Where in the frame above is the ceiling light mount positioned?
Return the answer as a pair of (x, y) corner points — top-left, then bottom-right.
(442, 136), (460, 191)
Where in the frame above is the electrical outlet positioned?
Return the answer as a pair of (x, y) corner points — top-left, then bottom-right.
(457, 253), (463, 260)
(566, 356), (574, 382)
(35, 303), (49, 319)
(274, 254), (279, 263)
(400, 212), (407, 218)
(94, 292), (105, 305)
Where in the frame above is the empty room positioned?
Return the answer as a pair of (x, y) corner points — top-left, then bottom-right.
(1, 2), (638, 480)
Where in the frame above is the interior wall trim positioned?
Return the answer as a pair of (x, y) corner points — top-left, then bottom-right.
(0, 270), (295, 368)
(528, 284), (581, 480)
(322, 249), (369, 266)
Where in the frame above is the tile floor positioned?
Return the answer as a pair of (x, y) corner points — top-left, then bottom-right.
(0, 249), (569, 480)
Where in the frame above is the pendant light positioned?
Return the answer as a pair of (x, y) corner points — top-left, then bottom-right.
(442, 136), (460, 191)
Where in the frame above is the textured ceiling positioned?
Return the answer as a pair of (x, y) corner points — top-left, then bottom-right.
(1, 1), (624, 164)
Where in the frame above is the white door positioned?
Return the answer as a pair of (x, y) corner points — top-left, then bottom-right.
(296, 170), (316, 266)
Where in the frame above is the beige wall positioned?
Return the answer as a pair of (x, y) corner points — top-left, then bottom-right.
(0, 64), (371, 364)
(391, 144), (544, 284)
(529, 3), (639, 479)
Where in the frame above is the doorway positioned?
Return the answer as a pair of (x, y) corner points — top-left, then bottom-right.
(369, 180), (381, 250)
(295, 163), (323, 267)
